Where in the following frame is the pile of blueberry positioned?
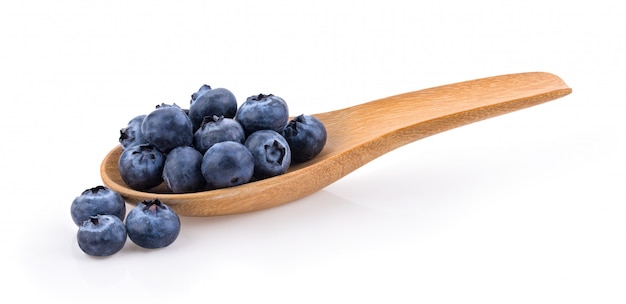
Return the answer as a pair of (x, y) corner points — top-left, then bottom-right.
(71, 85), (328, 257)
(118, 85), (327, 193)
(71, 185), (180, 256)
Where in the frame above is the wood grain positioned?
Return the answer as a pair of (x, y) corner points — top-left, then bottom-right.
(101, 72), (572, 216)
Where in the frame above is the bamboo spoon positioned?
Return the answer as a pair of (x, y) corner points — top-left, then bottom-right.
(101, 72), (571, 217)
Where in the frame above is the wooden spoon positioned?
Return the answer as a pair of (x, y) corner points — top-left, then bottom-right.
(101, 72), (571, 217)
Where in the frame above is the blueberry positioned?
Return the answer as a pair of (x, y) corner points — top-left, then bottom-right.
(201, 141), (254, 189)
(162, 146), (207, 193)
(77, 215), (127, 256)
(189, 87), (238, 131)
(193, 115), (246, 154)
(235, 94), (289, 135)
(281, 114), (327, 163)
(118, 144), (165, 190)
(126, 200), (181, 249)
(119, 115), (148, 149)
(190, 84), (212, 103)
(245, 130), (291, 178)
(70, 185), (126, 226)
(141, 103), (193, 153)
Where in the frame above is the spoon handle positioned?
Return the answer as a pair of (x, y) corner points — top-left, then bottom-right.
(292, 72), (572, 207)
(316, 72), (572, 163)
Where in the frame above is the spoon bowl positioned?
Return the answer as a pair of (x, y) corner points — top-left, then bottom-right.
(101, 72), (571, 216)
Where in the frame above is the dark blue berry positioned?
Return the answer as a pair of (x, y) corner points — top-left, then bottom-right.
(235, 94), (289, 136)
(193, 115), (245, 154)
(126, 200), (181, 249)
(77, 215), (127, 256)
(70, 185), (126, 226)
(118, 144), (165, 190)
(162, 146), (207, 193)
(119, 115), (148, 149)
(245, 130), (291, 178)
(189, 87), (238, 132)
(141, 103), (193, 153)
(201, 141), (254, 189)
(281, 114), (327, 163)
(190, 84), (212, 103)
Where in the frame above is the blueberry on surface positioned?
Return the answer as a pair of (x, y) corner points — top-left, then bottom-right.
(281, 114), (327, 163)
(245, 130), (291, 178)
(126, 200), (181, 249)
(70, 185), (126, 226)
(193, 115), (245, 154)
(162, 146), (207, 193)
(235, 94), (289, 135)
(189, 87), (238, 131)
(77, 215), (127, 257)
(141, 103), (193, 153)
(201, 141), (254, 189)
(118, 144), (165, 190)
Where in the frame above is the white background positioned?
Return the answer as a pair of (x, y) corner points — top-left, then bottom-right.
(1, 0), (624, 303)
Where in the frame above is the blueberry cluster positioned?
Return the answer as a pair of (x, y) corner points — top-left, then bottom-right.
(71, 186), (180, 256)
(118, 85), (327, 193)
